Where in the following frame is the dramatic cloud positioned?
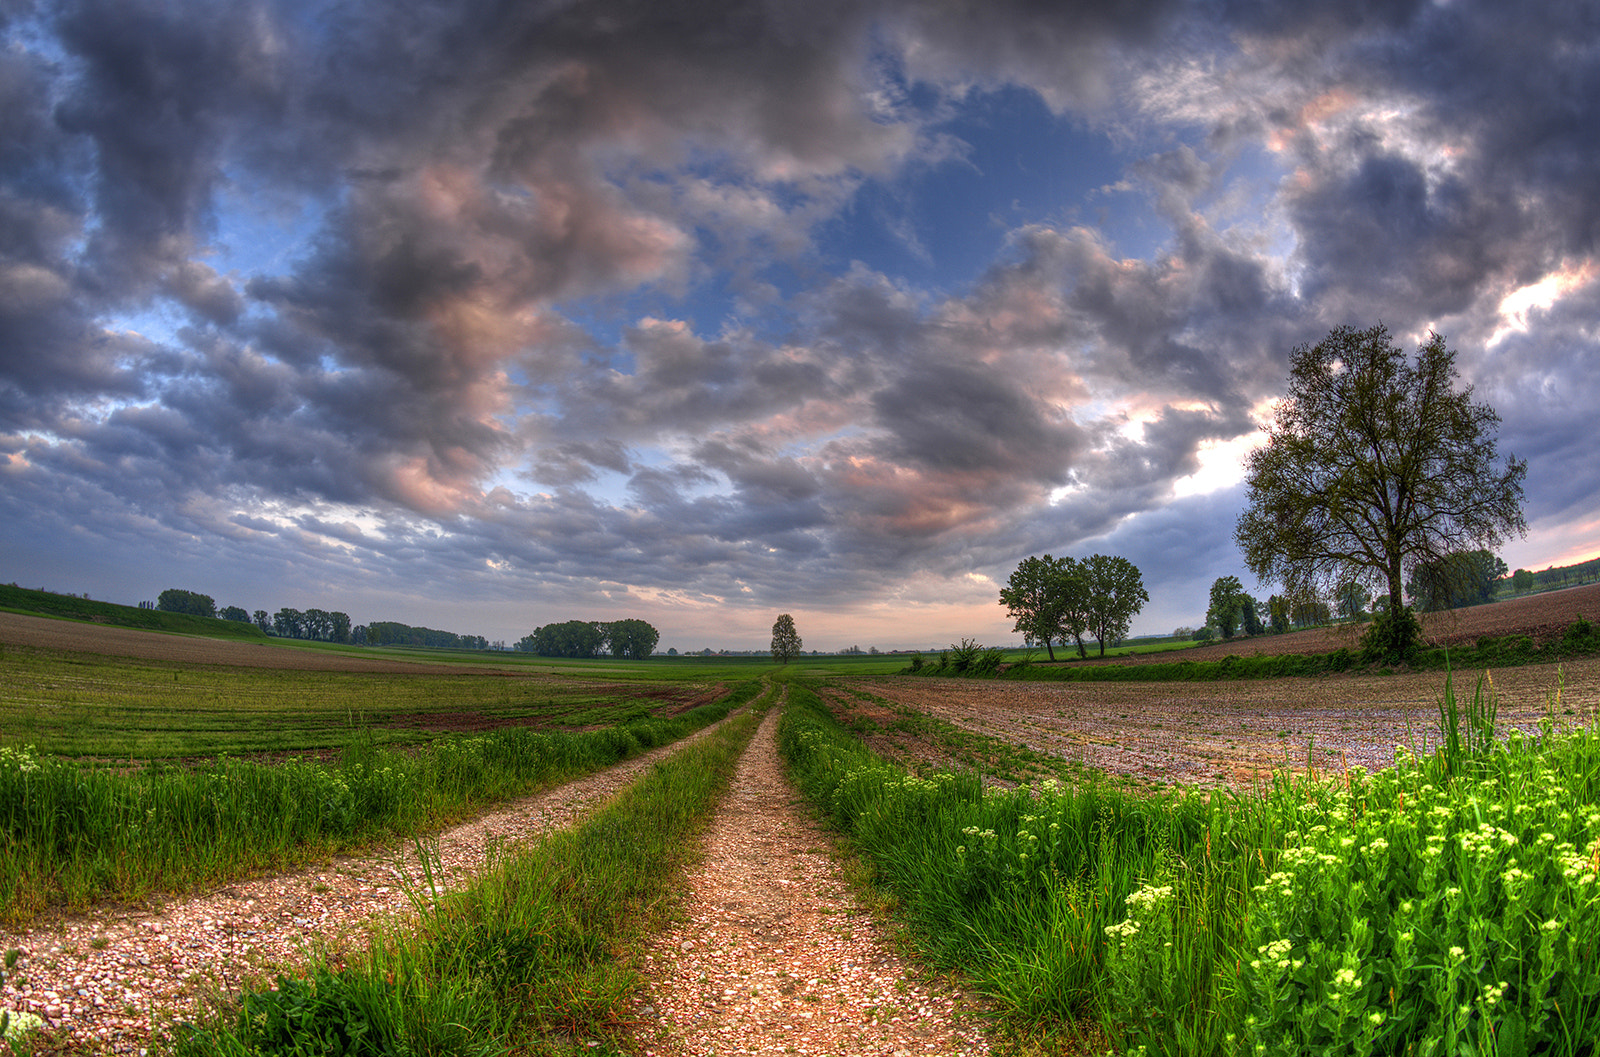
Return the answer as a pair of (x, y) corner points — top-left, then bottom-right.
(2, 0), (1595, 648)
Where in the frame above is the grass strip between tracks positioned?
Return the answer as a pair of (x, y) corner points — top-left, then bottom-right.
(165, 686), (769, 1057)
(0, 681), (766, 925)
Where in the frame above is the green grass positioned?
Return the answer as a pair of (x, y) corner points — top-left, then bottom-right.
(824, 683), (1101, 787)
(0, 645), (733, 758)
(780, 673), (1600, 1055)
(169, 689), (769, 1057)
(0, 681), (764, 924)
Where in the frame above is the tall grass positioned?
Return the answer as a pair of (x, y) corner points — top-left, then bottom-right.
(780, 674), (1600, 1054)
(171, 689), (769, 1056)
(0, 681), (763, 924)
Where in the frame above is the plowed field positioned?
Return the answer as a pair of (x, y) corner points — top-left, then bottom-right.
(832, 585), (1600, 787)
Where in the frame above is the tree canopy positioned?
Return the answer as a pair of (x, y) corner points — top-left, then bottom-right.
(157, 588), (216, 619)
(998, 554), (1088, 660)
(1207, 576), (1248, 639)
(516, 618), (659, 658)
(1000, 553), (1145, 659)
(604, 618), (660, 659)
(1237, 324), (1525, 654)
(1407, 549), (1507, 611)
(770, 613), (802, 663)
(1081, 554), (1149, 657)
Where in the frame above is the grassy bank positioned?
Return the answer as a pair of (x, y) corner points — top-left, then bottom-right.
(780, 676), (1600, 1054)
(169, 689), (770, 1057)
(0, 681), (764, 924)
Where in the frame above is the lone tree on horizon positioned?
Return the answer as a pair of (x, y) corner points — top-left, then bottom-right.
(1236, 324), (1525, 658)
(770, 613), (802, 664)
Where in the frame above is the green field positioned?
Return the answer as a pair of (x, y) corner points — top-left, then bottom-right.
(0, 640), (910, 758)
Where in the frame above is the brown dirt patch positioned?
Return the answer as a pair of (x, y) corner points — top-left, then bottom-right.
(844, 658), (1599, 788)
(0, 611), (501, 674)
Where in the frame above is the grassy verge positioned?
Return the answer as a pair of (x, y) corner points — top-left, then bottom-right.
(167, 689), (769, 1057)
(0, 681), (765, 925)
(823, 683), (1100, 787)
(780, 676), (1600, 1054)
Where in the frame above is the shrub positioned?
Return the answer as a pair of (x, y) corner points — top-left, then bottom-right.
(1360, 605), (1421, 663)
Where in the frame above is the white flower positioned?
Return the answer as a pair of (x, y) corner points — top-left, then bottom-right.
(2, 1010), (44, 1041)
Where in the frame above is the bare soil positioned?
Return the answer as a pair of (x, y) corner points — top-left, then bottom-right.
(842, 661), (1599, 788)
(0, 611), (500, 674)
(817, 586), (1600, 788)
(1069, 582), (1600, 667)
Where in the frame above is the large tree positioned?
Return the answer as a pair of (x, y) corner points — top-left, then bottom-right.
(604, 618), (660, 659)
(1081, 554), (1149, 657)
(770, 614), (802, 663)
(1207, 575), (1248, 639)
(999, 554), (1090, 660)
(1237, 325), (1525, 652)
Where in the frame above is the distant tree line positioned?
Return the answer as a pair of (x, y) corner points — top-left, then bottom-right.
(1200, 547), (1515, 641)
(515, 619), (660, 659)
(1407, 549), (1506, 612)
(361, 621), (488, 650)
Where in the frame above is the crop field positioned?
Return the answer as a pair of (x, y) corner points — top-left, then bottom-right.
(0, 612), (730, 758)
(825, 657), (1600, 787)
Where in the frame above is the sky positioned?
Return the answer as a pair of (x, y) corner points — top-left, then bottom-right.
(3, 0), (1598, 653)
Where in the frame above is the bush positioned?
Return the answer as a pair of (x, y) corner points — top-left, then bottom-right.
(1359, 605), (1421, 663)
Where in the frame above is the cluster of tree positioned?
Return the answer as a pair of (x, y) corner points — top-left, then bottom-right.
(362, 621), (488, 649)
(1407, 549), (1508, 611)
(1205, 577), (1339, 640)
(1234, 324), (1525, 659)
(156, 588), (218, 618)
(264, 607), (354, 643)
(999, 554), (1149, 660)
(514, 619), (660, 659)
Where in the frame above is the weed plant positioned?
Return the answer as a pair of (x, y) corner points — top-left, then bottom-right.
(171, 688), (769, 1056)
(780, 675), (1600, 1055)
(0, 681), (762, 924)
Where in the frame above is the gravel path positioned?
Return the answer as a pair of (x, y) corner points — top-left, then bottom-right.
(0, 715), (737, 1055)
(632, 701), (992, 1057)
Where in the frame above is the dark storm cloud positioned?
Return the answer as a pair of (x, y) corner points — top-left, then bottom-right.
(4, 0), (1598, 644)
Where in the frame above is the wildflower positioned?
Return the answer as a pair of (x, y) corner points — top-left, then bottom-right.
(1333, 968), (1361, 991)
(1482, 982), (1507, 1006)
(1104, 920), (1140, 941)
(1449, 946), (1465, 960)
(2, 1010), (44, 1041)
